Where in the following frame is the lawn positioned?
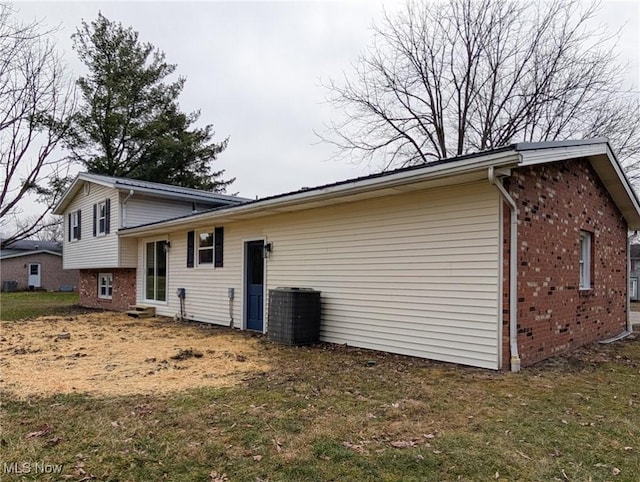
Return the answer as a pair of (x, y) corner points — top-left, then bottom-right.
(0, 291), (81, 320)
(1, 312), (638, 482)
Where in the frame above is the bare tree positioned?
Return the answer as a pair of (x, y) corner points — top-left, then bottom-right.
(322, 0), (640, 178)
(14, 214), (63, 243)
(0, 4), (74, 247)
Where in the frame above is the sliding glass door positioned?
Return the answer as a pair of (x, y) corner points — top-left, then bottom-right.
(146, 240), (167, 302)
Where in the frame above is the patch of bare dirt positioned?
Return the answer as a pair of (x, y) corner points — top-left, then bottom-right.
(0, 313), (271, 398)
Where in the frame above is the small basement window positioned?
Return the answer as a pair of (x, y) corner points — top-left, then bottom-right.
(98, 273), (113, 299)
(579, 231), (592, 290)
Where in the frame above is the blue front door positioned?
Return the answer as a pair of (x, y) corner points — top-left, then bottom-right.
(246, 241), (264, 331)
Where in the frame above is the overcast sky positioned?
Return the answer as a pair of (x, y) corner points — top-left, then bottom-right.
(11, 0), (640, 203)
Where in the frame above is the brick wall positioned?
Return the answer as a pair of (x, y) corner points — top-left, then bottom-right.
(1, 253), (79, 291)
(79, 268), (136, 311)
(503, 159), (627, 367)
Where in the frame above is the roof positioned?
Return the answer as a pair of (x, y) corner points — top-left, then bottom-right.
(0, 239), (62, 260)
(119, 139), (640, 236)
(53, 173), (250, 215)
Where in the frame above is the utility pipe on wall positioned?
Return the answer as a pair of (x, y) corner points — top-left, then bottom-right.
(628, 232), (637, 333)
(488, 167), (521, 372)
(121, 189), (135, 228)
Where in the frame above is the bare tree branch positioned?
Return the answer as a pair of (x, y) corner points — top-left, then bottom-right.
(320, 0), (640, 178)
(0, 3), (75, 247)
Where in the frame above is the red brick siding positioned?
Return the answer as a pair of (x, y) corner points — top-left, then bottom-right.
(503, 159), (627, 367)
(79, 268), (136, 311)
(1, 253), (79, 291)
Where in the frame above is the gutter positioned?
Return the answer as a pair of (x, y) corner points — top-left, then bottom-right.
(488, 166), (521, 372)
(599, 232), (636, 344)
(119, 152), (521, 237)
(627, 232), (637, 333)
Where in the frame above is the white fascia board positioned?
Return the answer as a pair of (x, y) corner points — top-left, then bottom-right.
(52, 173), (116, 215)
(119, 151), (521, 237)
(517, 141), (609, 165)
(518, 141), (640, 230)
(113, 184), (246, 205)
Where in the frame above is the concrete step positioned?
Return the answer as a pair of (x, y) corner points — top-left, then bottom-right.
(126, 305), (156, 318)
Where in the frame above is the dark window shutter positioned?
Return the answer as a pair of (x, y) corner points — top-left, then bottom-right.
(105, 198), (111, 234)
(68, 213), (72, 241)
(77, 210), (82, 240)
(187, 230), (195, 268)
(214, 227), (224, 267)
(92, 203), (97, 236)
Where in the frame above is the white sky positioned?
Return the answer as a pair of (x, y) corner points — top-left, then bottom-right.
(8, 0), (640, 208)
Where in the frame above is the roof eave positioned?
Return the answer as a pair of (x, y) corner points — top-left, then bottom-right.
(112, 183), (248, 205)
(0, 250), (62, 260)
(518, 141), (640, 230)
(119, 150), (522, 237)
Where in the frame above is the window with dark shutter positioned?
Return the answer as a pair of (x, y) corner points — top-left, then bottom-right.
(105, 198), (111, 234)
(214, 227), (224, 267)
(76, 210), (82, 240)
(93, 203), (97, 236)
(70, 210), (81, 241)
(187, 230), (195, 268)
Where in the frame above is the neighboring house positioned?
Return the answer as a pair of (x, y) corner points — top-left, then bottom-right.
(51, 173), (249, 310)
(0, 239), (79, 291)
(55, 140), (640, 370)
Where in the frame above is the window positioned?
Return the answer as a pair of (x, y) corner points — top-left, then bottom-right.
(98, 201), (107, 234)
(98, 273), (113, 299)
(93, 199), (110, 236)
(69, 210), (81, 241)
(579, 231), (592, 289)
(188, 228), (224, 268)
(198, 231), (214, 265)
(146, 240), (168, 301)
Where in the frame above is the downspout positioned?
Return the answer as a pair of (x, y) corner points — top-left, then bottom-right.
(121, 190), (134, 228)
(488, 167), (521, 372)
(600, 231), (636, 343)
(628, 232), (637, 333)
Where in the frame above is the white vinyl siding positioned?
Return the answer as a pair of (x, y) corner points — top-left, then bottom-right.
(63, 184), (120, 269)
(124, 195), (196, 228)
(62, 185), (209, 270)
(136, 181), (501, 369)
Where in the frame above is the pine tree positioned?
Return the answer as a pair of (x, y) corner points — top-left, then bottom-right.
(67, 13), (232, 191)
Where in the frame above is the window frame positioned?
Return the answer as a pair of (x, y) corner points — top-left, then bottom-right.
(98, 273), (113, 300)
(97, 201), (107, 235)
(197, 229), (215, 266)
(71, 210), (80, 241)
(145, 239), (168, 302)
(579, 230), (592, 290)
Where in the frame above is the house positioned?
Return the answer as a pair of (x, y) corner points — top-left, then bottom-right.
(51, 173), (249, 309)
(0, 239), (79, 292)
(55, 140), (640, 370)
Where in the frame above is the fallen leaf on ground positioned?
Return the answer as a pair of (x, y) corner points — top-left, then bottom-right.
(26, 424), (51, 438)
(390, 440), (416, 448)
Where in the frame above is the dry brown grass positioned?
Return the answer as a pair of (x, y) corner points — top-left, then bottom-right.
(0, 313), (271, 398)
